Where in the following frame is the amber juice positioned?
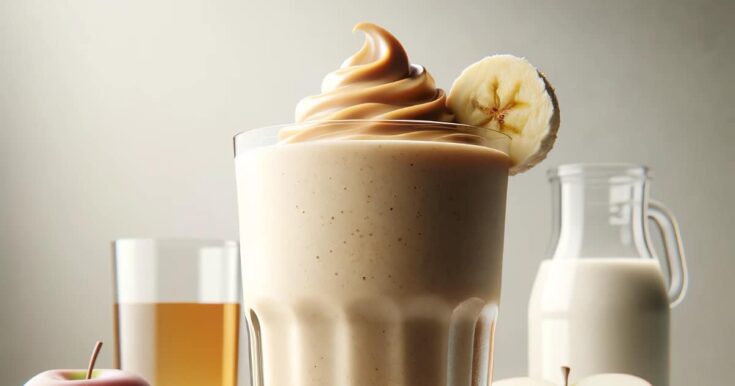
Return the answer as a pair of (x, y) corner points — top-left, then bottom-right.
(114, 303), (240, 386)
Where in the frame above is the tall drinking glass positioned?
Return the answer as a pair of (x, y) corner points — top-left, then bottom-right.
(235, 120), (511, 386)
(112, 238), (241, 386)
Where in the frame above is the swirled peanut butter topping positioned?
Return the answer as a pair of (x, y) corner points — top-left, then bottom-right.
(280, 22), (481, 144)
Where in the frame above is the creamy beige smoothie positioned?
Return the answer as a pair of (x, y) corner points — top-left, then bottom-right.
(237, 139), (508, 386)
(234, 22), (530, 386)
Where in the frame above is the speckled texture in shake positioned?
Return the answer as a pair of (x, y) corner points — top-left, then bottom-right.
(236, 140), (509, 386)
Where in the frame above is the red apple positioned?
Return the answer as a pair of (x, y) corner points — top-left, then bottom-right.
(24, 369), (148, 386)
(493, 366), (652, 386)
(25, 342), (148, 386)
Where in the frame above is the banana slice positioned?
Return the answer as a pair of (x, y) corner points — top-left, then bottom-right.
(447, 55), (560, 175)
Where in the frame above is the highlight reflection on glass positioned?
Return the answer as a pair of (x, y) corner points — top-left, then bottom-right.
(112, 239), (240, 386)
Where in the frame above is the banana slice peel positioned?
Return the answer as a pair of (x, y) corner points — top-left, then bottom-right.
(447, 55), (560, 175)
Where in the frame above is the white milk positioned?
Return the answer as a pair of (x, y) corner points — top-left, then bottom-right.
(528, 258), (669, 386)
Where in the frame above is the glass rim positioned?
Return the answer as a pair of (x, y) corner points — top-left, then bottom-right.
(548, 163), (650, 180)
(112, 238), (238, 247)
(233, 119), (512, 141)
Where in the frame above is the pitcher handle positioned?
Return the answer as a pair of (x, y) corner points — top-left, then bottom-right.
(647, 200), (689, 307)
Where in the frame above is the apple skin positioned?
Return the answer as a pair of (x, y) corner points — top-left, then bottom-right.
(576, 374), (652, 386)
(25, 369), (149, 386)
(493, 374), (652, 386)
(494, 377), (556, 386)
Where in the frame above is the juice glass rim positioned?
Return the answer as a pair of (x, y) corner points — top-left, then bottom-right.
(112, 238), (238, 246)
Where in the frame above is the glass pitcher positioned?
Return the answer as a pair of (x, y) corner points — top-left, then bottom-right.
(528, 164), (688, 386)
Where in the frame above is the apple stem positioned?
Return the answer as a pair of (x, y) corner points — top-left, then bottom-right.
(86, 341), (103, 380)
(561, 366), (572, 386)
(561, 366), (571, 386)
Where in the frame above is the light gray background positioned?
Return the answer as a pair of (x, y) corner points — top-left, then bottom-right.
(1, 0), (733, 384)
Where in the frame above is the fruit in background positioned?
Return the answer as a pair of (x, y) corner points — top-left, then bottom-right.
(493, 366), (651, 386)
(24, 342), (149, 386)
(25, 370), (149, 386)
(447, 54), (560, 175)
(575, 373), (653, 386)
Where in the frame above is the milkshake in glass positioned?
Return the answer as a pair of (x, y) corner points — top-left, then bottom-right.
(235, 23), (559, 386)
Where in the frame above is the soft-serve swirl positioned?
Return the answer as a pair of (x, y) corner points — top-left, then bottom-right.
(280, 22), (468, 143)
